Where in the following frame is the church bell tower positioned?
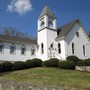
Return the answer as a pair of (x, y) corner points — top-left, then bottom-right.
(37, 5), (57, 60)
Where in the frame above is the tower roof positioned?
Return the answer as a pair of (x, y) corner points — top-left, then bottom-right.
(39, 5), (56, 19)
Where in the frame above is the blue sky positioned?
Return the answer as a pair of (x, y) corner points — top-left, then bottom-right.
(0, 0), (90, 37)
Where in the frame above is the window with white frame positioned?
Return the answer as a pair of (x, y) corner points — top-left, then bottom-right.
(83, 45), (86, 56)
(58, 43), (61, 54)
(31, 46), (35, 56)
(48, 20), (53, 28)
(50, 43), (53, 48)
(10, 43), (16, 54)
(76, 32), (79, 37)
(0, 41), (4, 53)
(40, 21), (45, 28)
(72, 43), (75, 54)
(21, 45), (26, 55)
(41, 43), (44, 54)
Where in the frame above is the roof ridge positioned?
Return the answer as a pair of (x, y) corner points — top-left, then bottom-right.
(57, 19), (79, 38)
(58, 19), (79, 29)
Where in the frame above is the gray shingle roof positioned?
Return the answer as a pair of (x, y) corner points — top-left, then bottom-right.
(0, 35), (37, 45)
(39, 5), (56, 19)
(56, 19), (79, 38)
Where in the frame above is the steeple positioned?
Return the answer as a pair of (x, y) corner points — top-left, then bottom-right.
(39, 5), (56, 19)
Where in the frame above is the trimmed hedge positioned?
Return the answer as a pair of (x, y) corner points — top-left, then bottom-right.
(76, 60), (85, 66)
(66, 56), (80, 64)
(43, 58), (59, 67)
(85, 59), (90, 66)
(26, 59), (34, 68)
(42, 60), (50, 67)
(76, 59), (90, 66)
(1, 61), (13, 72)
(58, 61), (75, 70)
(0, 63), (3, 72)
(13, 61), (27, 70)
(32, 58), (42, 67)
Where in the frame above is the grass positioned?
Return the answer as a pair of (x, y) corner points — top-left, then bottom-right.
(0, 67), (90, 90)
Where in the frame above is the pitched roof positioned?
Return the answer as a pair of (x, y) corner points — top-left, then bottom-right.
(0, 35), (37, 45)
(57, 19), (79, 38)
(39, 5), (56, 19)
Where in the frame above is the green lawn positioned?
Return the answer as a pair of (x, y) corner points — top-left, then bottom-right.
(0, 67), (90, 90)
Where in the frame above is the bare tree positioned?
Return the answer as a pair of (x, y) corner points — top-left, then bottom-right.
(0, 27), (35, 39)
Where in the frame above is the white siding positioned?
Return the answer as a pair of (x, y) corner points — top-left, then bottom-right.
(65, 23), (90, 59)
(0, 41), (37, 61)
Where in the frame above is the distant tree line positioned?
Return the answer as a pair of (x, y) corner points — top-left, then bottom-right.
(0, 27), (36, 40)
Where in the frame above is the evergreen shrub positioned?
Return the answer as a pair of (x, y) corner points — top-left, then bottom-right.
(43, 58), (59, 67)
(13, 61), (27, 70)
(1, 61), (13, 72)
(66, 56), (80, 64)
(26, 59), (35, 68)
(58, 61), (75, 70)
(76, 60), (85, 66)
(32, 58), (42, 67)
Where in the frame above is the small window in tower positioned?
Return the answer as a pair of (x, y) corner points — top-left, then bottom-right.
(40, 21), (45, 28)
(48, 21), (53, 28)
(76, 32), (79, 37)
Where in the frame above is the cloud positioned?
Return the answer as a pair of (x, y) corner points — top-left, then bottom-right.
(7, 0), (32, 15)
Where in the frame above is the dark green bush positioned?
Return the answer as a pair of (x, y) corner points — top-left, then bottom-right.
(85, 59), (90, 66)
(76, 60), (86, 66)
(1, 61), (13, 72)
(26, 59), (35, 68)
(0, 63), (3, 72)
(42, 60), (49, 67)
(58, 61), (75, 70)
(43, 58), (59, 67)
(66, 56), (80, 64)
(14, 61), (27, 70)
(32, 58), (42, 67)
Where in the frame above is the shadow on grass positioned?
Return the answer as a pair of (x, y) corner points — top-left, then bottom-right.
(0, 71), (13, 77)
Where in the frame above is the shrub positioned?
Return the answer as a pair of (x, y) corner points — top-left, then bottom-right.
(42, 60), (49, 67)
(1, 61), (13, 72)
(76, 60), (86, 66)
(32, 58), (42, 67)
(43, 58), (59, 67)
(66, 56), (80, 64)
(14, 61), (27, 70)
(58, 61), (75, 70)
(26, 59), (35, 68)
(0, 63), (3, 72)
(85, 59), (90, 66)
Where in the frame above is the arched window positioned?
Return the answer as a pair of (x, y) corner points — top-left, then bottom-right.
(10, 43), (16, 54)
(21, 45), (26, 55)
(48, 21), (53, 28)
(41, 43), (44, 54)
(72, 43), (74, 54)
(40, 21), (45, 28)
(0, 41), (4, 53)
(50, 43), (53, 48)
(83, 45), (86, 56)
(76, 32), (79, 37)
(31, 46), (35, 56)
(58, 43), (61, 54)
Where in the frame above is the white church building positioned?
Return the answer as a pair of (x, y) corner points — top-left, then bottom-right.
(0, 5), (90, 61)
